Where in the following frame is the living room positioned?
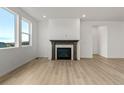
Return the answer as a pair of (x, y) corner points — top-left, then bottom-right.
(0, 7), (124, 85)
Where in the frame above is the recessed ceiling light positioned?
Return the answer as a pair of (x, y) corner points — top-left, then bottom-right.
(82, 14), (86, 18)
(43, 15), (46, 18)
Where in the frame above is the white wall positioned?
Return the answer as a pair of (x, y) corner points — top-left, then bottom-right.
(108, 22), (124, 58)
(38, 19), (124, 60)
(80, 21), (124, 58)
(0, 8), (38, 76)
(92, 27), (99, 54)
(98, 26), (108, 57)
(80, 21), (93, 58)
(38, 19), (80, 60)
(38, 20), (50, 57)
(49, 19), (80, 40)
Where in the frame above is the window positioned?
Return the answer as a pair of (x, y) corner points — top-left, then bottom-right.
(0, 8), (16, 48)
(21, 18), (31, 46)
(0, 8), (32, 49)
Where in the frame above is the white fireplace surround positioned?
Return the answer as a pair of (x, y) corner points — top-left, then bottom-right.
(55, 45), (73, 60)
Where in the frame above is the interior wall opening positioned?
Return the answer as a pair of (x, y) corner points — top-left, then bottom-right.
(92, 25), (108, 58)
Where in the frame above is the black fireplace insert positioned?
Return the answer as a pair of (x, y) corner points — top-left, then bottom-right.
(57, 48), (71, 60)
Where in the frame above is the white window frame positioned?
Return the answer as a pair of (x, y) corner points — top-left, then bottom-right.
(0, 8), (19, 49)
(0, 8), (32, 49)
(21, 17), (32, 47)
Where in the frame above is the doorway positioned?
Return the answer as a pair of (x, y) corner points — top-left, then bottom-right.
(92, 25), (108, 58)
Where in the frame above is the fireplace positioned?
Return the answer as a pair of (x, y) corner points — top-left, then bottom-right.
(57, 48), (71, 60)
(50, 40), (79, 60)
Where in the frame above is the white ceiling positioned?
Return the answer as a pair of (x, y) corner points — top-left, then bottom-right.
(21, 7), (124, 21)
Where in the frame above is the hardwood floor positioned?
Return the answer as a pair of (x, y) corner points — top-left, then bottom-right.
(0, 55), (124, 85)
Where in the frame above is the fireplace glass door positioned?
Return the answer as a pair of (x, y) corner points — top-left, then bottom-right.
(57, 48), (71, 60)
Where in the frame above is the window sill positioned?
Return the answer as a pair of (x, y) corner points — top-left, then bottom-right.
(0, 44), (32, 50)
(21, 45), (32, 48)
(0, 47), (18, 50)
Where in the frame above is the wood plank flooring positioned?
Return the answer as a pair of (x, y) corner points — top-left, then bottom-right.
(0, 55), (124, 85)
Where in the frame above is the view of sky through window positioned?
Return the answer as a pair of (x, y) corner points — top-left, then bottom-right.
(0, 8), (30, 44)
(0, 8), (15, 43)
(21, 19), (30, 42)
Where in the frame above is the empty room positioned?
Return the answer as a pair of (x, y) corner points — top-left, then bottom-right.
(0, 7), (124, 85)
